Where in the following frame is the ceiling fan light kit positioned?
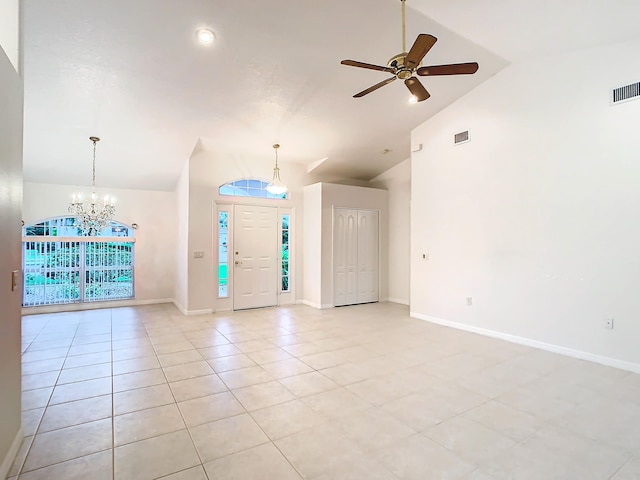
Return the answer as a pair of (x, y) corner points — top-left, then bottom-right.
(341, 0), (479, 102)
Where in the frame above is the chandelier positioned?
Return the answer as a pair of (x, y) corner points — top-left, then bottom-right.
(68, 136), (116, 236)
(265, 143), (288, 195)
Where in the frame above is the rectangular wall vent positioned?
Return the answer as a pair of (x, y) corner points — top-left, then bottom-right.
(611, 81), (640, 105)
(454, 130), (469, 145)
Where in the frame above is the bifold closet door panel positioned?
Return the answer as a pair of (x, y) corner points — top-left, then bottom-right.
(334, 209), (358, 306)
(357, 210), (379, 303)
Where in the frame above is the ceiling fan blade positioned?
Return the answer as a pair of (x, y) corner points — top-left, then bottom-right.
(354, 77), (397, 98)
(341, 60), (395, 74)
(417, 62), (479, 76)
(405, 77), (430, 102)
(405, 34), (437, 69)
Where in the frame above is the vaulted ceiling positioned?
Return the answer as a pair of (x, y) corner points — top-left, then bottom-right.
(20, 0), (640, 191)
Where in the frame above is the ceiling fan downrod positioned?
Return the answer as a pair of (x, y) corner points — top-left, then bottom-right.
(401, 0), (407, 54)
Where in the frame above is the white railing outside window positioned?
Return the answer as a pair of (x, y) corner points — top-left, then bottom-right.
(22, 217), (135, 307)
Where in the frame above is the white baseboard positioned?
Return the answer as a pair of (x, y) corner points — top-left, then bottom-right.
(22, 298), (174, 315)
(301, 300), (322, 309)
(0, 428), (23, 480)
(300, 300), (334, 309)
(411, 312), (640, 374)
(386, 297), (410, 306)
(172, 300), (213, 316)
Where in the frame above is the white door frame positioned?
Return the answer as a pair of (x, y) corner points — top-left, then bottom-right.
(214, 202), (294, 311)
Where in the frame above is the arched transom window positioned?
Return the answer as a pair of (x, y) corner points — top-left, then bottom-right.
(219, 179), (287, 199)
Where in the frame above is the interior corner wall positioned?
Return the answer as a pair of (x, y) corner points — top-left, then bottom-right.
(302, 183), (322, 307)
(0, 42), (23, 477)
(22, 183), (177, 303)
(410, 38), (640, 369)
(174, 161), (189, 311)
(370, 159), (411, 305)
(186, 149), (307, 313)
(0, 0), (20, 72)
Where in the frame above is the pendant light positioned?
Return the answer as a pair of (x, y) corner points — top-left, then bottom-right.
(265, 143), (288, 195)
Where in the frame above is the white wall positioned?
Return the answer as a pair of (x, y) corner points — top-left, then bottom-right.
(23, 183), (177, 303)
(186, 148), (307, 313)
(174, 161), (189, 311)
(371, 159), (411, 305)
(411, 38), (640, 369)
(0, 0), (20, 72)
(302, 183), (322, 308)
(0, 40), (23, 477)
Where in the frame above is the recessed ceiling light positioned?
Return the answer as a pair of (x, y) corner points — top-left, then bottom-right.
(196, 29), (215, 45)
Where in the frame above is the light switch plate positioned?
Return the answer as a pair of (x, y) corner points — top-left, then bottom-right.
(11, 270), (19, 291)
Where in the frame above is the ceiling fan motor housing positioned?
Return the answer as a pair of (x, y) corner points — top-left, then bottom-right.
(388, 53), (414, 80)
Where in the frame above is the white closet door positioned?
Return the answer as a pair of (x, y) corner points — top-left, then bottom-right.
(357, 210), (379, 303)
(333, 208), (358, 306)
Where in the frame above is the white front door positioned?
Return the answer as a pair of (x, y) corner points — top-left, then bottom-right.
(233, 205), (278, 310)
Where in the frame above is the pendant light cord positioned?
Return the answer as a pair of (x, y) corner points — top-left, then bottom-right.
(273, 144), (279, 169)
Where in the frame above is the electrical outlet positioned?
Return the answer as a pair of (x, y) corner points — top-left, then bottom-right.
(422, 253), (429, 260)
(466, 297), (473, 306)
(604, 318), (614, 329)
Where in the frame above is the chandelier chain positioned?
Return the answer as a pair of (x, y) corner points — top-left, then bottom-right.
(92, 137), (97, 190)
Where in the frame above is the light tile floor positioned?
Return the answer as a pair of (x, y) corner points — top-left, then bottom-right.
(9, 302), (640, 479)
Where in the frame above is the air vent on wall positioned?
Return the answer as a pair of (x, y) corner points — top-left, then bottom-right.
(454, 130), (469, 145)
(611, 81), (640, 105)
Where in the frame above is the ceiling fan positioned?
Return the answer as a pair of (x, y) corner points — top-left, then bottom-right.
(340, 0), (479, 102)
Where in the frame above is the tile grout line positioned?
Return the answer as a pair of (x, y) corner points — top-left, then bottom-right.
(16, 317), (78, 478)
(110, 308), (115, 480)
(145, 313), (211, 479)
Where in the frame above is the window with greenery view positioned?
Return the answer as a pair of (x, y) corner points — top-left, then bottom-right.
(218, 211), (229, 297)
(22, 217), (134, 306)
(281, 214), (290, 292)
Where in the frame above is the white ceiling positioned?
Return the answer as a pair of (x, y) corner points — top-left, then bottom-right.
(21, 0), (640, 191)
